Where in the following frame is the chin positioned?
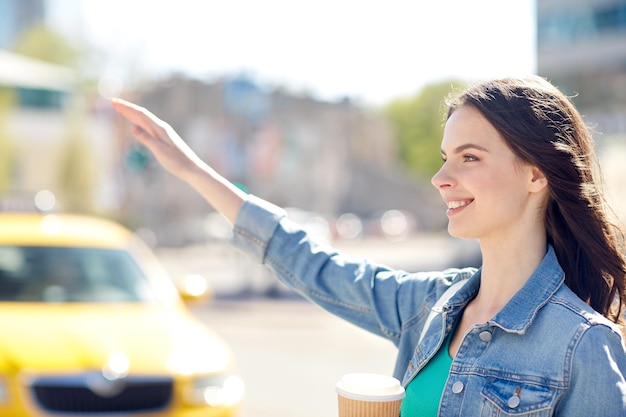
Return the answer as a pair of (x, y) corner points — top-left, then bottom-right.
(447, 224), (477, 240)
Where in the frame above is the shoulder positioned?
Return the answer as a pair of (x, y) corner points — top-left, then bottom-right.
(552, 284), (621, 330)
(553, 308), (626, 415)
(530, 285), (626, 395)
(548, 284), (625, 351)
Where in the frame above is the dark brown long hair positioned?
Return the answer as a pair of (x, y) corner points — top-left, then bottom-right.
(446, 75), (626, 327)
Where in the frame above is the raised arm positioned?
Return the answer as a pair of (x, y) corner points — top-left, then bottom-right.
(111, 98), (247, 224)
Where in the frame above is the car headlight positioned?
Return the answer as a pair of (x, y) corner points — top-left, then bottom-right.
(185, 374), (245, 407)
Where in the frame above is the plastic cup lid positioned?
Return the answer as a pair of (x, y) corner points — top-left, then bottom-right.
(336, 373), (405, 402)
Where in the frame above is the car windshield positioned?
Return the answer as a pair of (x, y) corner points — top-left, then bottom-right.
(0, 245), (161, 303)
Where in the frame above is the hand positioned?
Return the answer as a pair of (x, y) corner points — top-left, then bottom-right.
(111, 98), (246, 224)
(111, 98), (206, 181)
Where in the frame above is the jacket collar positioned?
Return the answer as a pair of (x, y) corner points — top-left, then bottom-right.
(449, 245), (565, 334)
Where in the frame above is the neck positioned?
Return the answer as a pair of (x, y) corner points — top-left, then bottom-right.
(475, 232), (548, 313)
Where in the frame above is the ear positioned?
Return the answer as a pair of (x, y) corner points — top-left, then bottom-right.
(529, 166), (548, 194)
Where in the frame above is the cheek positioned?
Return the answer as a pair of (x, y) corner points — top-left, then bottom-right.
(483, 174), (530, 213)
(466, 170), (501, 197)
(471, 169), (526, 205)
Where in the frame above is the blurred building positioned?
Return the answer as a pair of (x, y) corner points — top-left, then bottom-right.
(0, 50), (73, 208)
(0, 0), (67, 209)
(0, 0), (120, 214)
(537, 0), (626, 137)
(0, 0), (45, 49)
(118, 75), (444, 245)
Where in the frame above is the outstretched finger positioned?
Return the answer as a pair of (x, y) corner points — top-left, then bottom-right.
(111, 98), (168, 139)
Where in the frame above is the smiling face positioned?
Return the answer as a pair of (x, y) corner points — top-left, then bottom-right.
(431, 105), (547, 243)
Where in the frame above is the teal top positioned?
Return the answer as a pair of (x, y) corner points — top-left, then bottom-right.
(400, 331), (454, 416)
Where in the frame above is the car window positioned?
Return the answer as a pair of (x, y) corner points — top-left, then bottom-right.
(0, 246), (161, 303)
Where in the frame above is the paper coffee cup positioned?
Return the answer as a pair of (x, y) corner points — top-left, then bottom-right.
(336, 373), (405, 417)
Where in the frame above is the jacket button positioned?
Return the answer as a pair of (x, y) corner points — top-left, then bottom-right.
(452, 381), (464, 394)
(479, 331), (492, 342)
(508, 395), (520, 408)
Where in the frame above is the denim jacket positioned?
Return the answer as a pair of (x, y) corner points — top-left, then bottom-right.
(231, 195), (626, 416)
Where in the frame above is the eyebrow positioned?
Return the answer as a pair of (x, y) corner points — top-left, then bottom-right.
(440, 143), (490, 156)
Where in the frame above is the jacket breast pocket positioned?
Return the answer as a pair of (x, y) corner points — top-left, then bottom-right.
(480, 377), (559, 416)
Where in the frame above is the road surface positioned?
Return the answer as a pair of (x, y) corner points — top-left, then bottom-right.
(191, 299), (398, 417)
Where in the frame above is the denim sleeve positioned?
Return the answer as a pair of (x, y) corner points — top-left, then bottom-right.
(231, 195), (445, 344)
(557, 324), (626, 416)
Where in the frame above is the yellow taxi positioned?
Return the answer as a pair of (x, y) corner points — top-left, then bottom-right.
(0, 212), (244, 417)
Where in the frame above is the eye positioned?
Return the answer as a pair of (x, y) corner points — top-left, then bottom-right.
(463, 154), (478, 162)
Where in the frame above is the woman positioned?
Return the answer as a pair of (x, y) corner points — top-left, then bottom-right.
(112, 75), (626, 415)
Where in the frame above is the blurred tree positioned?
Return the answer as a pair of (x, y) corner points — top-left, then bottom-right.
(57, 104), (98, 213)
(383, 80), (467, 178)
(0, 88), (17, 196)
(11, 23), (79, 66)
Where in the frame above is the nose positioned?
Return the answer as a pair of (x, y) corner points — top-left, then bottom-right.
(431, 163), (454, 189)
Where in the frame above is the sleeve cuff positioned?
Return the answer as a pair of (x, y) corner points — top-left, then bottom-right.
(230, 194), (286, 263)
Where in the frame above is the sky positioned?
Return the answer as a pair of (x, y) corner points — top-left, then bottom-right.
(48, 0), (536, 106)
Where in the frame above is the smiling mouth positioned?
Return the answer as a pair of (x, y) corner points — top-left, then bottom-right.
(446, 200), (473, 211)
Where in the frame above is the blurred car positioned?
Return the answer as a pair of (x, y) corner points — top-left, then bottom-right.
(0, 212), (244, 417)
